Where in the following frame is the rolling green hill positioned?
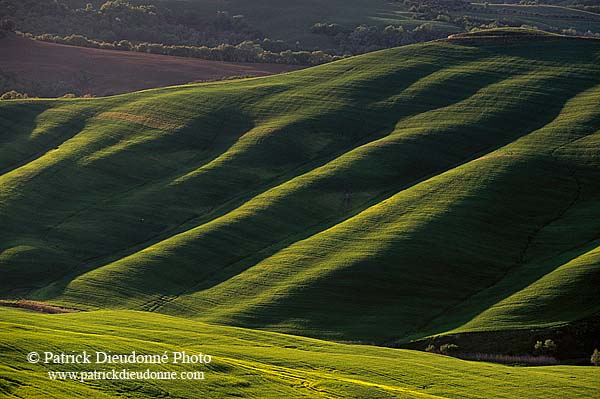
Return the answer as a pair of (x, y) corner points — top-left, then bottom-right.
(1, 307), (599, 398)
(1, 28), (600, 352)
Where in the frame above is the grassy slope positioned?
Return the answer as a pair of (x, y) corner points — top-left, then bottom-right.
(1, 30), (600, 345)
(1, 307), (599, 399)
(457, 4), (600, 32)
(451, 242), (600, 333)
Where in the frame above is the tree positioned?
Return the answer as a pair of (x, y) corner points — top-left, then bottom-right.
(440, 343), (459, 355)
(64, 34), (91, 47)
(543, 339), (557, 354)
(0, 90), (29, 100)
(100, 1), (127, 12)
(534, 339), (557, 356)
(0, 18), (16, 32)
(311, 22), (343, 36)
(534, 340), (543, 352)
(118, 40), (132, 50)
(592, 349), (600, 366)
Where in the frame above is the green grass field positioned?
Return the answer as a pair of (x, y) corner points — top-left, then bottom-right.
(2, 29), (600, 342)
(1, 307), (599, 398)
(457, 4), (600, 33)
(1, 28), (600, 397)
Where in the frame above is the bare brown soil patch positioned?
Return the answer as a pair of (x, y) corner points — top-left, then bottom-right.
(0, 35), (303, 97)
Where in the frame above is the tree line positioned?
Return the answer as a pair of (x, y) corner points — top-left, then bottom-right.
(311, 22), (451, 55)
(18, 32), (341, 66)
(0, 0), (261, 46)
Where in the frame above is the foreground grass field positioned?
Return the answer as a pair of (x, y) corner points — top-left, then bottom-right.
(1, 29), (599, 348)
(1, 307), (599, 399)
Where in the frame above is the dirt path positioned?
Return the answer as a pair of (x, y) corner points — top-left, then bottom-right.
(0, 299), (80, 314)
